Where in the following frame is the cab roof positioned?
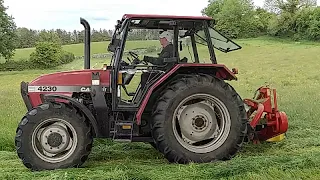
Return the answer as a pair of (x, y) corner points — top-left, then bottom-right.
(122, 14), (213, 20)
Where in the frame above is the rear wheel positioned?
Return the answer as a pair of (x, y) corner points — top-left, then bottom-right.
(15, 102), (93, 171)
(151, 74), (247, 163)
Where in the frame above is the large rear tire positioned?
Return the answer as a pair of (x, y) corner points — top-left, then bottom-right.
(151, 74), (247, 163)
(15, 102), (93, 171)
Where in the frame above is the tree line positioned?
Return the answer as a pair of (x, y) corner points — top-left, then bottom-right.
(14, 28), (161, 49)
(15, 28), (113, 48)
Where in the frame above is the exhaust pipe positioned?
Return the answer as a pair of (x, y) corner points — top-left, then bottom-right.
(80, 17), (90, 69)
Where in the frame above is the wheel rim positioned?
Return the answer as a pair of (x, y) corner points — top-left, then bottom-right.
(172, 93), (231, 153)
(31, 118), (78, 163)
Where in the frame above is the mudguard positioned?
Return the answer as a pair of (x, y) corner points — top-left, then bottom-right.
(43, 94), (100, 137)
(135, 63), (237, 124)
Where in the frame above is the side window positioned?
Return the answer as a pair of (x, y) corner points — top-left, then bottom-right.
(122, 28), (161, 65)
(177, 29), (211, 63)
(196, 39), (211, 63)
(178, 32), (194, 63)
(192, 30), (211, 63)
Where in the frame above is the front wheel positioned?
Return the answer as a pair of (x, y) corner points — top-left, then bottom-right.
(151, 74), (248, 163)
(15, 102), (93, 171)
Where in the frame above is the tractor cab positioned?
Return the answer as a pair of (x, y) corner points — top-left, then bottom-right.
(106, 14), (242, 108)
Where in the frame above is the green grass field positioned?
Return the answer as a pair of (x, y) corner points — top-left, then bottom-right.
(1, 37), (320, 179)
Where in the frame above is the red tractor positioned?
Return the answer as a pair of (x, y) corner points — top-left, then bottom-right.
(15, 14), (288, 171)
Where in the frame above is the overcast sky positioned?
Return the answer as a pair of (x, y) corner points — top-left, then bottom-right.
(3, 0), (319, 31)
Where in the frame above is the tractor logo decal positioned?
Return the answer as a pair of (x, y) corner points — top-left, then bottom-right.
(80, 86), (108, 92)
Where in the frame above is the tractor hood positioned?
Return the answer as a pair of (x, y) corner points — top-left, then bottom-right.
(28, 69), (110, 87)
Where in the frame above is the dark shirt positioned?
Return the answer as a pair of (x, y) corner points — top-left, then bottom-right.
(143, 43), (174, 65)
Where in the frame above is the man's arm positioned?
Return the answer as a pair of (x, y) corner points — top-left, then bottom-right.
(143, 51), (171, 65)
(143, 45), (173, 65)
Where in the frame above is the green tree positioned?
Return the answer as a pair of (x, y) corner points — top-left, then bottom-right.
(263, 0), (318, 39)
(15, 27), (38, 48)
(264, 0), (317, 14)
(0, 0), (17, 60)
(295, 7), (320, 40)
(255, 7), (276, 33)
(29, 42), (63, 68)
(202, 0), (261, 38)
(38, 30), (62, 45)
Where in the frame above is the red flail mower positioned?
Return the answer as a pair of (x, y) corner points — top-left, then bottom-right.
(15, 14), (288, 171)
(244, 86), (288, 143)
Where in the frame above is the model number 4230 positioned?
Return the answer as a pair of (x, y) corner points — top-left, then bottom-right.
(38, 86), (57, 92)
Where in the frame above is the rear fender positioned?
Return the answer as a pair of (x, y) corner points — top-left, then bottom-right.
(136, 63), (237, 124)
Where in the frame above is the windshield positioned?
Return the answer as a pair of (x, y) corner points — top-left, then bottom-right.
(195, 26), (241, 53)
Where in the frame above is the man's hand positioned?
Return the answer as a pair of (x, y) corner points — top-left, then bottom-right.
(120, 60), (129, 66)
(132, 58), (140, 65)
(143, 55), (163, 65)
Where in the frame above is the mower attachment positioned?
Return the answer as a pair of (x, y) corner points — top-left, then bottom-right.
(244, 86), (288, 143)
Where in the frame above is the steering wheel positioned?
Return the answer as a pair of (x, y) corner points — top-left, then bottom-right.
(128, 51), (148, 65)
(129, 51), (139, 60)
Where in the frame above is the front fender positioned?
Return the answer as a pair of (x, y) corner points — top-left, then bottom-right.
(20, 82), (100, 137)
(43, 94), (100, 138)
(135, 63), (237, 124)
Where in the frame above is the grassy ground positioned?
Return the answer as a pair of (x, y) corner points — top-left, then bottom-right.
(1, 37), (320, 179)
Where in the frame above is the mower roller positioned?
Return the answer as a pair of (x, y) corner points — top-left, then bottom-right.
(14, 14), (289, 171)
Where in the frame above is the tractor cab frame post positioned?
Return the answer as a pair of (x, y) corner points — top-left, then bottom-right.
(111, 19), (130, 112)
(172, 21), (180, 60)
(190, 34), (199, 63)
(203, 20), (217, 64)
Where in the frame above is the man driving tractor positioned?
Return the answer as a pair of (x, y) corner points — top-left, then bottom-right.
(134, 31), (174, 66)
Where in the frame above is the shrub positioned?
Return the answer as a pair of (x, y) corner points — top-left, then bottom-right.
(29, 41), (75, 69)
(29, 41), (63, 69)
(0, 59), (35, 71)
(306, 7), (320, 41)
(0, 50), (75, 71)
(60, 51), (75, 64)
